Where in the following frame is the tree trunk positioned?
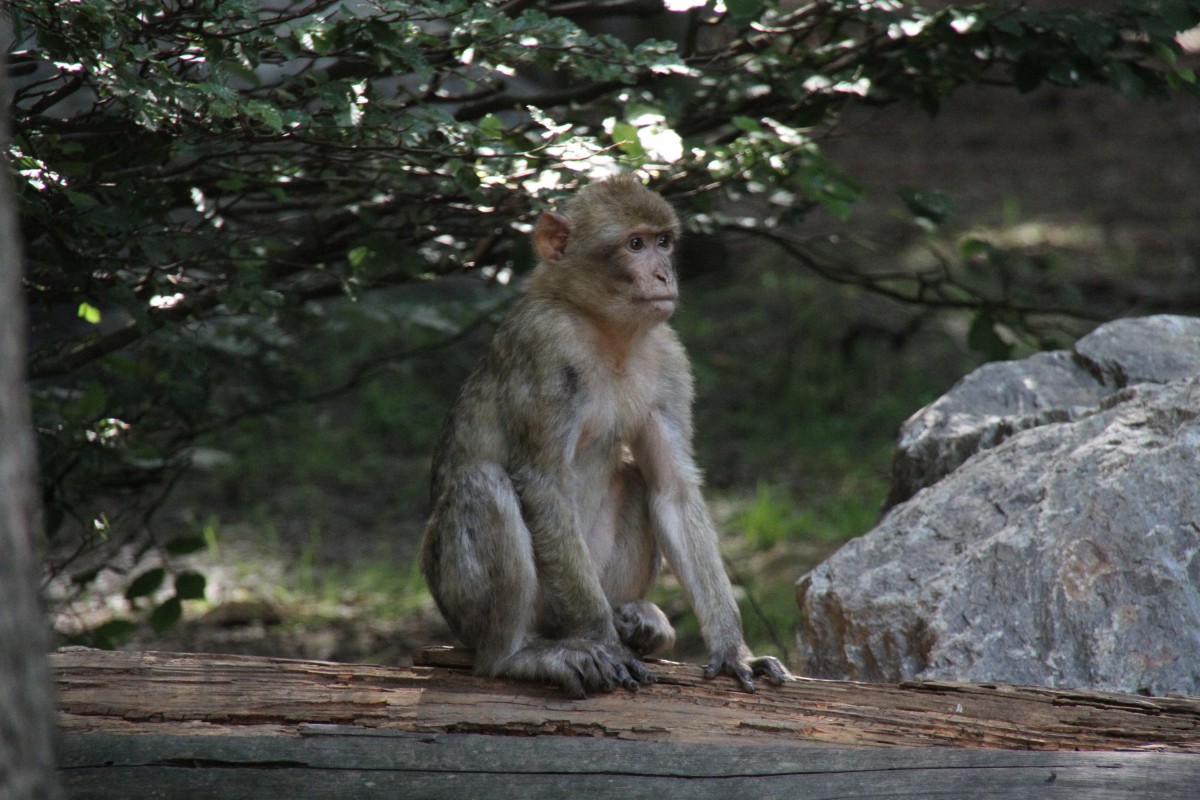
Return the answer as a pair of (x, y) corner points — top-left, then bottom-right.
(56, 648), (1200, 799)
(0, 32), (64, 800)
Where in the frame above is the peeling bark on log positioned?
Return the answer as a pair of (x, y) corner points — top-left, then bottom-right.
(56, 648), (1200, 799)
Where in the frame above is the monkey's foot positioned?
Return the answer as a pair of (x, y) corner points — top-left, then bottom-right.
(614, 600), (676, 658)
(498, 638), (656, 700)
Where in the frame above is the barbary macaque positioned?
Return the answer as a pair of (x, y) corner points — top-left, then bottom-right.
(421, 174), (791, 698)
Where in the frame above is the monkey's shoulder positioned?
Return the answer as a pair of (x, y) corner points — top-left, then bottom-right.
(476, 301), (591, 393)
(503, 294), (595, 343)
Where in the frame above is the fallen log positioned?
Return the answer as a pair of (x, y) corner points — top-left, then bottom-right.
(56, 647), (1200, 799)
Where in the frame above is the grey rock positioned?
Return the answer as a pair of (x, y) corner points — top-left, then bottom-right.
(887, 315), (1200, 507)
(1074, 314), (1200, 387)
(797, 316), (1200, 695)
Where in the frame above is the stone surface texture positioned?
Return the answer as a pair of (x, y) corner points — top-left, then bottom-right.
(796, 315), (1200, 696)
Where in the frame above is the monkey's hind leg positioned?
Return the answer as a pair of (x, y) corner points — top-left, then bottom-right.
(604, 466), (675, 659)
(422, 463), (538, 672)
(422, 463), (649, 698)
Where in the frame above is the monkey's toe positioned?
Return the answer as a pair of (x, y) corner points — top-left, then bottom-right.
(751, 655), (793, 685)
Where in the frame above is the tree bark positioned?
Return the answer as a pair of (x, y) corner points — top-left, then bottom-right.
(0, 31), (64, 800)
(55, 648), (1200, 799)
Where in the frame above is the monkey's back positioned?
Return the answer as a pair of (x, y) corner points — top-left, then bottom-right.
(428, 294), (592, 497)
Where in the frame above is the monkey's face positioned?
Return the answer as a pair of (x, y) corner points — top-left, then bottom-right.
(612, 227), (678, 322)
(533, 176), (683, 330)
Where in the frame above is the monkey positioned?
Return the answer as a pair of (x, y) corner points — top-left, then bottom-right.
(421, 174), (792, 699)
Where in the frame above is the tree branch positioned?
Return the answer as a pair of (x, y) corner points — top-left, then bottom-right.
(452, 78), (630, 121)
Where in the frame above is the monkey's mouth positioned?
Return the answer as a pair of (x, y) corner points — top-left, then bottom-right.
(639, 296), (677, 318)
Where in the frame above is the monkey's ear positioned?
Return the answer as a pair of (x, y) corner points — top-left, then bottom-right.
(533, 212), (572, 264)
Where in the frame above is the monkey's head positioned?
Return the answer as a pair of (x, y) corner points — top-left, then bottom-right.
(531, 175), (681, 328)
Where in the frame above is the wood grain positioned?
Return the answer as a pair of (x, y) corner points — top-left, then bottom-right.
(54, 648), (1200, 799)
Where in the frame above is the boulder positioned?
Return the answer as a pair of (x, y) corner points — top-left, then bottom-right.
(886, 315), (1200, 508)
(796, 316), (1200, 695)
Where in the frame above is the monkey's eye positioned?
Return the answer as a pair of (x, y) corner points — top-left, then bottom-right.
(656, 234), (673, 250)
(627, 236), (645, 252)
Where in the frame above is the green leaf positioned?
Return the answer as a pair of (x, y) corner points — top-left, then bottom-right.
(348, 245), (371, 269)
(725, 0), (764, 24)
(447, 159), (481, 192)
(175, 571), (208, 601)
(968, 312), (1013, 360)
(88, 619), (137, 650)
(124, 567), (166, 601)
(75, 383), (108, 420)
(71, 567), (102, 589)
(77, 302), (102, 325)
(478, 113), (506, 138)
(1012, 56), (1045, 93)
(245, 99), (284, 132)
(151, 596), (184, 632)
(732, 115), (763, 133)
(1108, 61), (1146, 96)
(896, 187), (955, 228)
(611, 121), (645, 157)
(959, 237), (1003, 261)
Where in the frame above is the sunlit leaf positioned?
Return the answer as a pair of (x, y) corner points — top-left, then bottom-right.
(77, 302), (102, 324)
(611, 120), (642, 156)
(478, 113), (505, 138)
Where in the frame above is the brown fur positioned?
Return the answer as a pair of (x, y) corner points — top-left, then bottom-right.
(422, 175), (791, 697)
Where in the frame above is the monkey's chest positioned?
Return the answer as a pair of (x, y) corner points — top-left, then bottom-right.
(572, 379), (655, 465)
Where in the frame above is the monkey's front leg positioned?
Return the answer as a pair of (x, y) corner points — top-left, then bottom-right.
(634, 413), (794, 693)
(702, 644), (792, 692)
(660, 492), (791, 692)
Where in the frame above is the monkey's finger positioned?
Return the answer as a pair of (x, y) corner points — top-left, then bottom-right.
(751, 656), (793, 685)
(560, 666), (588, 700)
(703, 655), (756, 692)
(606, 656), (640, 692)
(734, 665), (758, 693)
(585, 652), (618, 693)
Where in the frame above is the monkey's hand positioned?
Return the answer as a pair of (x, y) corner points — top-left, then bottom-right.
(703, 646), (793, 693)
